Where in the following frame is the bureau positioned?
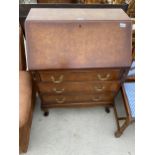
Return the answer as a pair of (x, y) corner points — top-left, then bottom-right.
(25, 8), (132, 115)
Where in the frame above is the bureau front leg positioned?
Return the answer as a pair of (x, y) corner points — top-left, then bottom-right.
(41, 107), (49, 117)
(39, 95), (49, 116)
(43, 109), (49, 117)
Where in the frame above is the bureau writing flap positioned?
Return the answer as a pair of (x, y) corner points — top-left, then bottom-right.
(25, 8), (132, 70)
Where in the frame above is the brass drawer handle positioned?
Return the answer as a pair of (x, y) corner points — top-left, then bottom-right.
(51, 75), (64, 83)
(94, 86), (105, 92)
(92, 96), (102, 102)
(56, 97), (66, 104)
(53, 88), (65, 94)
(97, 74), (110, 81)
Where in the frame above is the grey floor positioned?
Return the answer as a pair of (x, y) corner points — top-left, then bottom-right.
(21, 91), (134, 155)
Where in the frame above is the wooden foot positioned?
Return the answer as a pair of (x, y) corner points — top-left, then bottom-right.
(114, 131), (122, 138)
(43, 111), (49, 117)
(105, 107), (110, 113)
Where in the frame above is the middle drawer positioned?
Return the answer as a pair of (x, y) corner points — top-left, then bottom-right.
(37, 81), (120, 95)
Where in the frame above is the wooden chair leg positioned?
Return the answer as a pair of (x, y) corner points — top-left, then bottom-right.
(19, 102), (33, 153)
(113, 101), (130, 138)
(114, 118), (130, 138)
(19, 125), (30, 153)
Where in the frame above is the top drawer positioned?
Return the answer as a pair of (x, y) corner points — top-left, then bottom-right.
(38, 69), (123, 82)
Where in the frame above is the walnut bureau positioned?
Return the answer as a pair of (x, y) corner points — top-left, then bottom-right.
(25, 8), (132, 116)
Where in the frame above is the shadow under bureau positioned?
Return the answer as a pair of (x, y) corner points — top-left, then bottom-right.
(25, 8), (132, 116)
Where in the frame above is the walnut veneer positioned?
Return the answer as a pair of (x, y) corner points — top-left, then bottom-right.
(25, 9), (132, 113)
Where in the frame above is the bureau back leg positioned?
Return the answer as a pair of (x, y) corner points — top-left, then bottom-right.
(105, 107), (110, 113)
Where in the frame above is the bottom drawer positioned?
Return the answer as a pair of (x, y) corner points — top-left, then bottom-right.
(42, 93), (114, 104)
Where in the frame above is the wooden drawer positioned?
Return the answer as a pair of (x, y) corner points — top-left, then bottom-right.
(42, 93), (114, 104)
(37, 0), (76, 3)
(38, 81), (120, 95)
(38, 69), (122, 82)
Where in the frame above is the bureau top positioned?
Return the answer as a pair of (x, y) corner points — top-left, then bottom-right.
(25, 8), (132, 70)
(26, 8), (130, 21)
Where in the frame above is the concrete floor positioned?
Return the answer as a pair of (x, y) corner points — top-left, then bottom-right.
(21, 92), (135, 155)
